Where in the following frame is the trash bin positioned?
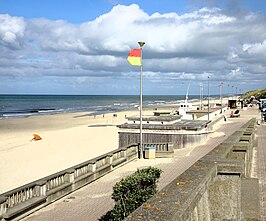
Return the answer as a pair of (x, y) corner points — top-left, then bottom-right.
(144, 145), (156, 159)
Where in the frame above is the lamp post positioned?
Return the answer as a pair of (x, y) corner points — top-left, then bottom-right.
(219, 82), (223, 114)
(138, 41), (145, 159)
(208, 76), (210, 121)
(200, 83), (203, 110)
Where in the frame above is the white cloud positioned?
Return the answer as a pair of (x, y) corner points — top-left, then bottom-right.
(0, 14), (25, 48)
(243, 40), (266, 55)
(0, 4), (266, 94)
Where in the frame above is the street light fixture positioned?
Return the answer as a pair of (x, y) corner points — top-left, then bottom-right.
(138, 42), (145, 47)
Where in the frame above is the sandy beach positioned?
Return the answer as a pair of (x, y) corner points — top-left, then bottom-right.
(0, 98), (225, 194)
(0, 107), (159, 193)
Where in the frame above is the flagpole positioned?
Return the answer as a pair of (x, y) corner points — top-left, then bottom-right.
(208, 76), (210, 121)
(138, 42), (145, 159)
(221, 82), (223, 114)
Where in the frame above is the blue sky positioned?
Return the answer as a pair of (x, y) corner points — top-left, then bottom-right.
(0, 0), (266, 95)
(1, 0), (266, 23)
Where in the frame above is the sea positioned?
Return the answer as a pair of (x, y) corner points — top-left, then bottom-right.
(0, 94), (208, 119)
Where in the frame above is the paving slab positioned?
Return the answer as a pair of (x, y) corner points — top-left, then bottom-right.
(256, 124), (266, 220)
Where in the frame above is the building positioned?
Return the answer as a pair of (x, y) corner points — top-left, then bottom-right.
(118, 112), (211, 150)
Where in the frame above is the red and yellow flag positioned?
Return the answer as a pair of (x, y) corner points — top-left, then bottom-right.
(127, 49), (142, 66)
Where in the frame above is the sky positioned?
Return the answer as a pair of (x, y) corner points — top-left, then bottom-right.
(0, 0), (266, 95)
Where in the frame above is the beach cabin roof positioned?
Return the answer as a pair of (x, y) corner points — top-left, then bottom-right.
(126, 115), (181, 123)
(118, 119), (209, 131)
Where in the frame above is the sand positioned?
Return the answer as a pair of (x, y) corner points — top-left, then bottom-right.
(0, 98), (226, 194)
(0, 108), (158, 193)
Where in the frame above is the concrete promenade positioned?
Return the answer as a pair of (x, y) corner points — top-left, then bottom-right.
(22, 108), (261, 221)
(256, 123), (266, 220)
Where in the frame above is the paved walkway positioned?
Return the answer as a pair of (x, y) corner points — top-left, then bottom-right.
(256, 123), (266, 220)
(22, 108), (260, 221)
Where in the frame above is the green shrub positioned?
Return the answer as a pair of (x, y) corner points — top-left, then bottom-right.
(109, 167), (162, 221)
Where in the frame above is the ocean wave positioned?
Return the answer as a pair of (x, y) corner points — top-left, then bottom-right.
(0, 108), (57, 118)
(2, 113), (35, 118)
(38, 109), (58, 113)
